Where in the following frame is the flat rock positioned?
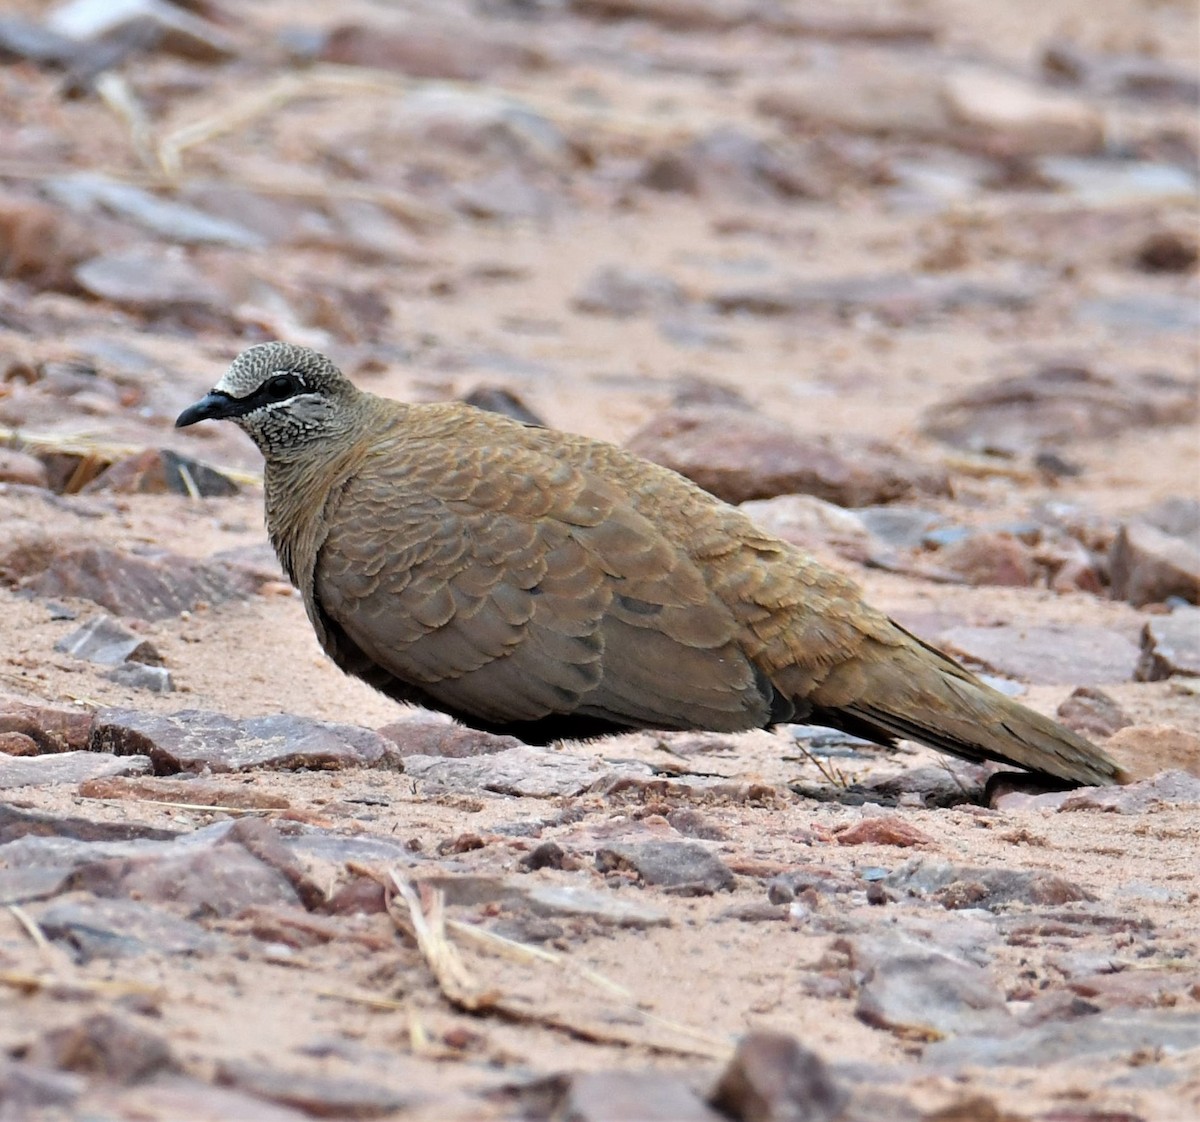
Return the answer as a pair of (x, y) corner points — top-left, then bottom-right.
(94, 1075), (315, 1122)
(626, 405), (948, 506)
(74, 249), (225, 312)
(708, 273), (1034, 324)
(849, 935), (1010, 1039)
(0, 802), (183, 844)
(33, 895), (221, 959)
(0, 448), (49, 487)
(573, 265), (686, 318)
(557, 1070), (725, 1122)
(0, 1059), (83, 1114)
(26, 1012), (177, 1084)
(72, 841), (304, 917)
(376, 713), (523, 757)
(524, 884), (671, 927)
(925, 1009), (1200, 1068)
(2, 538), (259, 620)
(941, 66), (1103, 157)
(0, 698), (94, 752)
(90, 709), (398, 774)
(215, 1060), (419, 1117)
(711, 1032), (847, 1122)
(1111, 523), (1200, 607)
(1059, 768), (1200, 812)
(0, 866), (74, 905)
(105, 662), (175, 692)
(922, 364), (1199, 456)
(54, 614), (163, 666)
(0, 750), (151, 789)
(47, 174), (260, 247)
(402, 745), (608, 797)
(319, 19), (541, 80)
(884, 860), (1094, 910)
(937, 624), (1139, 685)
(595, 839), (734, 893)
(84, 449), (239, 497)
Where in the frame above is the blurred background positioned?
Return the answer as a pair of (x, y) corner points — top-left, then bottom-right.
(0, 0), (1196, 572)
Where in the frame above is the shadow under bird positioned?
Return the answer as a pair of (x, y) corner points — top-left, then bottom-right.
(176, 342), (1122, 787)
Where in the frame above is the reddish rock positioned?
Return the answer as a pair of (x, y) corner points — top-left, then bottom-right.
(375, 712), (522, 758)
(0, 448), (50, 488)
(321, 21), (542, 80)
(0, 731), (38, 756)
(84, 449), (238, 497)
(835, 817), (933, 848)
(0, 700), (95, 753)
(0, 194), (94, 291)
(1110, 522), (1200, 606)
(26, 1013), (177, 1084)
(938, 623), (1139, 685)
(711, 1032), (847, 1122)
(626, 405), (948, 507)
(0, 537), (260, 620)
(1055, 687), (1132, 740)
(936, 532), (1040, 587)
(90, 709), (399, 774)
(1097, 732), (1200, 785)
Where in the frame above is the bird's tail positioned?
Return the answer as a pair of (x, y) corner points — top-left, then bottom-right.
(806, 624), (1123, 787)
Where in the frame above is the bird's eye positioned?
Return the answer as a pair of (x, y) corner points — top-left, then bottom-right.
(265, 374), (297, 401)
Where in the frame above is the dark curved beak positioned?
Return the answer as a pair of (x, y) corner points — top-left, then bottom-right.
(175, 391), (237, 429)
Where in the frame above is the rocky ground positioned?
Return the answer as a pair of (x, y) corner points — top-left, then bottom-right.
(1, 0), (1199, 1119)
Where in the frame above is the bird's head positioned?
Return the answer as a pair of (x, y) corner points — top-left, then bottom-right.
(175, 343), (360, 458)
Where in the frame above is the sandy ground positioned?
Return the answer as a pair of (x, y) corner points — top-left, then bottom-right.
(0, 0), (1198, 1118)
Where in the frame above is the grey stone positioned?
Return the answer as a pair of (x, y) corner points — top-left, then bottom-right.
(595, 840), (734, 894)
(559, 1070), (725, 1122)
(4, 538), (259, 620)
(402, 745), (608, 797)
(90, 709), (398, 774)
(72, 843), (304, 918)
(711, 1032), (847, 1122)
(709, 273), (1036, 323)
(0, 802), (183, 844)
(1137, 608), (1200, 679)
(0, 866), (73, 905)
(55, 614), (163, 666)
(0, 1059), (84, 1114)
(215, 1060), (420, 1117)
(1059, 770), (1200, 814)
(926, 1010), (1200, 1067)
(883, 860), (1095, 911)
(922, 364), (1199, 456)
(105, 662), (175, 693)
(75, 249), (225, 311)
(849, 936), (1010, 1038)
(1077, 293), (1200, 334)
(937, 624), (1140, 685)
(46, 174), (262, 247)
(573, 265), (686, 319)
(1111, 522), (1200, 607)
(34, 896), (221, 959)
(0, 749), (151, 790)
(48, 0), (237, 62)
(524, 884), (671, 928)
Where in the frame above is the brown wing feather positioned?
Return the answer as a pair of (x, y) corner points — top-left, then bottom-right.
(310, 410), (775, 729)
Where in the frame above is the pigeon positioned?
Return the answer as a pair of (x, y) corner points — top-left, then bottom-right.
(176, 342), (1121, 786)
